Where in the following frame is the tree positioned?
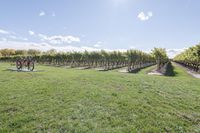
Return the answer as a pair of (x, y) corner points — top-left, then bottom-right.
(174, 44), (200, 72)
(0, 49), (16, 57)
(127, 49), (155, 72)
(151, 48), (168, 70)
(0, 48), (156, 72)
(15, 50), (27, 56)
(27, 49), (41, 56)
(46, 49), (57, 55)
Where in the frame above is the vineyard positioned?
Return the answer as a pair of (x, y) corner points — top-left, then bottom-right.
(1, 45), (199, 76)
(0, 45), (200, 132)
(0, 48), (173, 74)
(174, 44), (200, 72)
(2, 0), (200, 131)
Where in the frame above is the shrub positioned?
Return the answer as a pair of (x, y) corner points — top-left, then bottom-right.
(160, 62), (175, 76)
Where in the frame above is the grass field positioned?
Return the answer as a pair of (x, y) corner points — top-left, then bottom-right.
(0, 63), (200, 132)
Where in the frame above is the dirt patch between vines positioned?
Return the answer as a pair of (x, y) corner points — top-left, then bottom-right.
(118, 67), (128, 73)
(6, 68), (44, 72)
(76, 67), (90, 70)
(94, 68), (107, 71)
(187, 71), (200, 79)
(148, 69), (163, 76)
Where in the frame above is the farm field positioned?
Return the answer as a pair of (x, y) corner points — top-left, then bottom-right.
(0, 63), (200, 132)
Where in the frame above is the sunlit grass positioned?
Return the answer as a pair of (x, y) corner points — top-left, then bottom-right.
(0, 63), (199, 132)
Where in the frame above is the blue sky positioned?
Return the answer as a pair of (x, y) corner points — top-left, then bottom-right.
(0, 0), (200, 57)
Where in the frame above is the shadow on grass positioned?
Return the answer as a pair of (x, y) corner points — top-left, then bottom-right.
(128, 68), (141, 73)
(129, 64), (156, 74)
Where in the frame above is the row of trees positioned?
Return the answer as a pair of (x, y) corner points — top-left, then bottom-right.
(0, 49), (41, 57)
(151, 48), (169, 71)
(36, 50), (156, 71)
(37, 50), (128, 70)
(127, 50), (155, 72)
(174, 44), (200, 72)
(0, 48), (169, 71)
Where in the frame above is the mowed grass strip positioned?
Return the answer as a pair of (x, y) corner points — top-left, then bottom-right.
(0, 63), (200, 132)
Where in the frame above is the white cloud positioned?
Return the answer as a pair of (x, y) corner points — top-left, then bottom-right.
(130, 46), (136, 49)
(38, 34), (47, 40)
(7, 35), (28, 41)
(81, 46), (101, 51)
(0, 28), (25, 42)
(166, 48), (187, 58)
(29, 30), (35, 36)
(0, 40), (186, 58)
(137, 11), (153, 21)
(39, 11), (46, 16)
(38, 34), (80, 44)
(9, 35), (17, 39)
(0, 40), (128, 53)
(23, 38), (28, 41)
(94, 44), (101, 48)
(94, 41), (102, 48)
(0, 40), (96, 52)
(0, 29), (10, 34)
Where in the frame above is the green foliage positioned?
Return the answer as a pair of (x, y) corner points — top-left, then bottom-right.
(46, 49), (57, 55)
(0, 49), (16, 57)
(151, 48), (169, 70)
(174, 44), (200, 63)
(0, 49), (156, 71)
(27, 49), (41, 56)
(160, 62), (175, 76)
(15, 50), (27, 56)
(126, 49), (155, 72)
(174, 44), (200, 72)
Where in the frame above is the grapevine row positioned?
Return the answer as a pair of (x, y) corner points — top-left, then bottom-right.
(0, 48), (169, 72)
(173, 44), (200, 72)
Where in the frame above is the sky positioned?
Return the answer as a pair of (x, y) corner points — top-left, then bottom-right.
(0, 0), (200, 57)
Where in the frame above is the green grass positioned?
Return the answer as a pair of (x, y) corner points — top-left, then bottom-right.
(0, 63), (200, 133)
(137, 65), (156, 75)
